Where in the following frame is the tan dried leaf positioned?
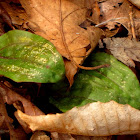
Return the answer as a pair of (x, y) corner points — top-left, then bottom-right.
(19, 0), (103, 85)
(15, 101), (140, 136)
(103, 37), (140, 67)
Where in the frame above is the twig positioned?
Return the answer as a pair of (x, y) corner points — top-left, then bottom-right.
(91, 17), (128, 27)
(129, 5), (136, 40)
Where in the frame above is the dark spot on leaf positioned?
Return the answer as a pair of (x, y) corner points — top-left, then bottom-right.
(90, 11), (93, 16)
(46, 65), (50, 69)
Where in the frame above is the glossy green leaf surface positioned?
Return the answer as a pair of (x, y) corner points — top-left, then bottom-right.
(50, 53), (140, 112)
(0, 30), (65, 83)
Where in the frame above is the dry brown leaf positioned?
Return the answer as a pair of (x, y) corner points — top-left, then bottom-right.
(0, 84), (44, 116)
(30, 131), (50, 140)
(0, 88), (27, 140)
(19, 0), (104, 85)
(0, 2), (28, 27)
(15, 101), (140, 136)
(0, 83), (45, 134)
(102, 37), (140, 67)
(98, 0), (140, 38)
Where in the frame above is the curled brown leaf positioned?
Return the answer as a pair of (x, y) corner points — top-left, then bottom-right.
(15, 101), (140, 136)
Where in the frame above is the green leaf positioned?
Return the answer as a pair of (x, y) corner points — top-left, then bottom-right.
(0, 30), (65, 83)
(50, 53), (140, 112)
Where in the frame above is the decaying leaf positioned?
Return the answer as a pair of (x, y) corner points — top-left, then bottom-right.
(19, 0), (104, 85)
(98, 0), (140, 38)
(102, 37), (140, 67)
(0, 3), (13, 29)
(0, 1), (28, 27)
(15, 101), (140, 136)
(0, 87), (28, 140)
(0, 83), (44, 134)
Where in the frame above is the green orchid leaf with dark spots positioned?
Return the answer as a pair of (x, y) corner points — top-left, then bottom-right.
(50, 53), (140, 112)
(0, 30), (65, 83)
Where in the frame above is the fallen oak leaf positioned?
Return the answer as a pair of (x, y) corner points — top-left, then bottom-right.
(15, 101), (140, 136)
(19, 0), (108, 85)
(19, 0), (92, 58)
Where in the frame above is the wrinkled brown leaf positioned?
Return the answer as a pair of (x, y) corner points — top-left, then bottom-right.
(0, 2), (28, 28)
(102, 37), (140, 67)
(19, 0), (103, 85)
(15, 101), (140, 136)
(98, 0), (140, 38)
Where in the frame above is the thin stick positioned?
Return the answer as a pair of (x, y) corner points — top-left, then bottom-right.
(88, 17), (128, 28)
(129, 6), (136, 39)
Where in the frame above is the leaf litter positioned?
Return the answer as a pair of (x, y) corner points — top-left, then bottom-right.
(0, 0), (140, 140)
(102, 37), (140, 67)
